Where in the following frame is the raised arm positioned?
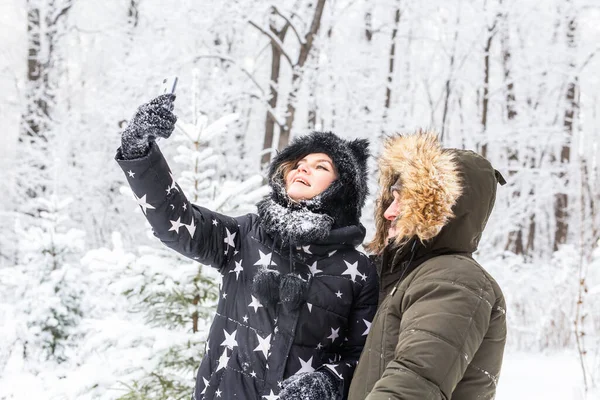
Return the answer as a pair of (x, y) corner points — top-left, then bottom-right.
(115, 95), (241, 269)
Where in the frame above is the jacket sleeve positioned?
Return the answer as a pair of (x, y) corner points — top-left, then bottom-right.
(320, 255), (379, 399)
(366, 268), (494, 400)
(115, 142), (241, 270)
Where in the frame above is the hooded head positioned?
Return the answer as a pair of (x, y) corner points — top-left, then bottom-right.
(263, 131), (370, 230)
(367, 130), (504, 255)
(253, 131), (370, 311)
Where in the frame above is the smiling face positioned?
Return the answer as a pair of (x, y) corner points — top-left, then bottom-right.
(284, 153), (338, 201)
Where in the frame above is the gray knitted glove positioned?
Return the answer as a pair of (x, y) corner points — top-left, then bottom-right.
(278, 370), (339, 400)
(120, 94), (177, 159)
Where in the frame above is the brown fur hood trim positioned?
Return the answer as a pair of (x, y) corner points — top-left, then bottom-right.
(367, 131), (463, 254)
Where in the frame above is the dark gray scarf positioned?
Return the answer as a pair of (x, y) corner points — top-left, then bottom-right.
(256, 182), (334, 247)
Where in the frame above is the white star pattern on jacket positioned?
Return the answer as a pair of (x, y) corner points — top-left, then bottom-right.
(296, 356), (315, 374)
(323, 363), (344, 380)
(201, 377), (209, 395)
(328, 327), (340, 342)
(254, 249), (276, 266)
(221, 328), (238, 350)
(230, 260), (244, 280)
(341, 260), (361, 282)
(254, 333), (272, 358)
(262, 390), (279, 400)
(248, 295), (263, 312)
(216, 349), (230, 371)
(169, 217), (184, 233)
(117, 140), (381, 400)
(184, 218), (196, 236)
(134, 193), (155, 215)
(308, 261), (322, 275)
(224, 228), (236, 248)
(362, 319), (372, 336)
(167, 172), (179, 192)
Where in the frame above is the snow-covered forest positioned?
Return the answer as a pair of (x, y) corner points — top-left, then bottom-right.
(1, 0), (599, 398)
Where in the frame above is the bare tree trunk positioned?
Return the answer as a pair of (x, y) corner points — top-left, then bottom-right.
(364, 8), (373, 42)
(480, 18), (497, 158)
(19, 1), (72, 199)
(22, 5), (46, 141)
(554, 5), (577, 251)
(280, 0), (327, 151)
(496, 1), (527, 255)
(260, 18), (289, 165)
(255, 0), (326, 164)
(128, 0), (139, 27)
(440, 11), (461, 141)
(307, 63), (318, 130)
(382, 3), (401, 137)
(192, 294), (200, 333)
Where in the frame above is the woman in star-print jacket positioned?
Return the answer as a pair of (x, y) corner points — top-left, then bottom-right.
(115, 94), (378, 400)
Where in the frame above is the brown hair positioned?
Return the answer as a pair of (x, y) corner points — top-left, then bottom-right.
(273, 158), (300, 183)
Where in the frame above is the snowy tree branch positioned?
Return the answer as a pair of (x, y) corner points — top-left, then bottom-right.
(49, 2), (73, 26)
(191, 54), (266, 97)
(270, 6), (306, 45)
(248, 20), (294, 67)
(579, 47), (600, 73)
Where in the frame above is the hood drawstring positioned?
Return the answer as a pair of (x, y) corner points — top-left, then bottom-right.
(390, 240), (418, 296)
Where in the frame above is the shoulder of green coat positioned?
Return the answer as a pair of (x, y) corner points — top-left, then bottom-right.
(408, 254), (502, 301)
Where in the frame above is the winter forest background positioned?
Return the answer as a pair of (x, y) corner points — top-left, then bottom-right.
(1, 0), (599, 398)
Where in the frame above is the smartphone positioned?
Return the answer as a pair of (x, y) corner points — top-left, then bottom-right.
(161, 76), (178, 94)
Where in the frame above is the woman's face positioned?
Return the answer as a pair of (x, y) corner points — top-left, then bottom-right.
(285, 153), (337, 201)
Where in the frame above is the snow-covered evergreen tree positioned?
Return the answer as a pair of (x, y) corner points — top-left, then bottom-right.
(13, 195), (86, 364)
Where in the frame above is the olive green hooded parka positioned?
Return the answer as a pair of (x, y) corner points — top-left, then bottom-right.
(349, 132), (507, 400)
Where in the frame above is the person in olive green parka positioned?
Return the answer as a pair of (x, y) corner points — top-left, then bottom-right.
(349, 131), (507, 400)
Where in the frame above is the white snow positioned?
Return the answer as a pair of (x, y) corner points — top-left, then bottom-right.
(496, 351), (599, 400)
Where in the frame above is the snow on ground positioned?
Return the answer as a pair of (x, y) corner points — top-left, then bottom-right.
(1, 349), (598, 399)
(496, 351), (598, 400)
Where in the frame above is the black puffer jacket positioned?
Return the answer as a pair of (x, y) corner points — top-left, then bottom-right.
(116, 142), (378, 399)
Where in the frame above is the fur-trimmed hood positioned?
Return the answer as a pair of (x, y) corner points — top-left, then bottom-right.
(368, 131), (503, 255)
